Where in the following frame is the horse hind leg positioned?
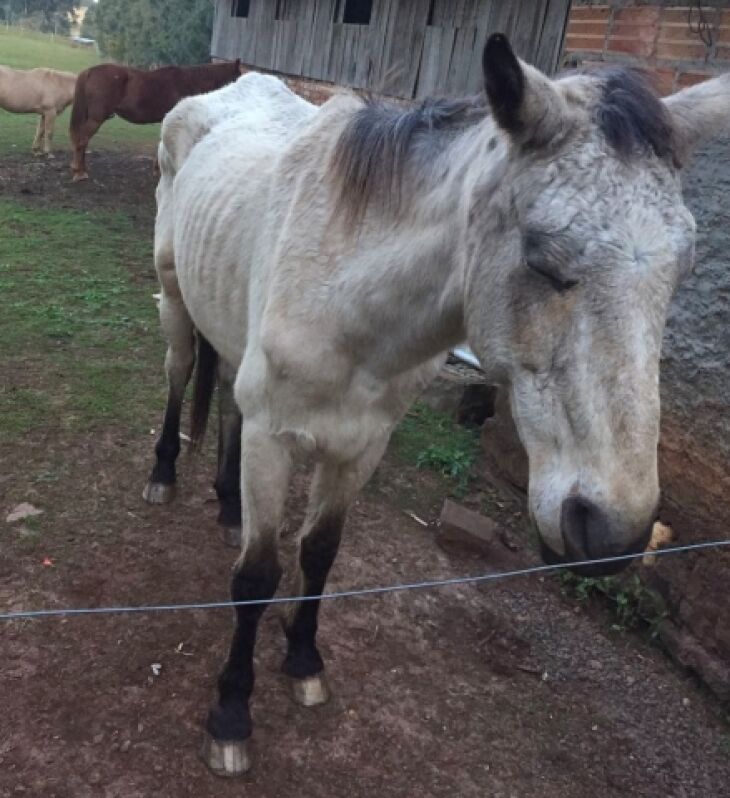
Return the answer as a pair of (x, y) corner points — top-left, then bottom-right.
(70, 116), (102, 181)
(202, 422), (292, 777)
(142, 293), (195, 505)
(282, 436), (389, 707)
(215, 362), (243, 547)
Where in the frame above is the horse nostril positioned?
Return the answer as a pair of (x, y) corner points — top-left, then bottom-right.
(560, 496), (609, 560)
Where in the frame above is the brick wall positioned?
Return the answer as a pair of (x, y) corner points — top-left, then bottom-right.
(565, 3), (730, 94)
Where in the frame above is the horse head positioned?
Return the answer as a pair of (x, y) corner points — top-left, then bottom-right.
(465, 35), (729, 575)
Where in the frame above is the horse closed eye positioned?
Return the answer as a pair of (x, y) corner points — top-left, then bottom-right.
(523, 228), (580, 292)
(525, 259), (579, 292)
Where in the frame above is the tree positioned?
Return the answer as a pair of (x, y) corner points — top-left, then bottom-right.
(1, 0), (77, 32)
(94, 0), (214, 67)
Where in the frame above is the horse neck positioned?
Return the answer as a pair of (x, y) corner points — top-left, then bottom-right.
(185, 63), (234, 91)
(334, 121), (490, 377)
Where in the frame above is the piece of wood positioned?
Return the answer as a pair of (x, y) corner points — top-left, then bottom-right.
(437, 499), (510, 562)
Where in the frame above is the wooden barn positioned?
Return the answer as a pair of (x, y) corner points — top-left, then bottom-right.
(210, 0), (572, 99)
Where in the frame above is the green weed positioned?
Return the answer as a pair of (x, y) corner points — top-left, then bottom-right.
(559, 571), (668, 634)
(391, 403), (480, 493)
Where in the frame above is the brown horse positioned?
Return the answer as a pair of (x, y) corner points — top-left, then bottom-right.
(69, 60), (240, 181)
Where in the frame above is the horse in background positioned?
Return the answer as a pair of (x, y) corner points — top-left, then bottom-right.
(0, 65), (77, 156)
(69, 59), (241, 181)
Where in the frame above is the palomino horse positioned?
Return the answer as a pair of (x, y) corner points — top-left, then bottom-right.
(69, 59), (241, 181)
(0, 65), (76, 156)
(145, 34), (729, 776)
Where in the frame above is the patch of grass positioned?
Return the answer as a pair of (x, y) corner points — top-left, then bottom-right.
(0, 27), (102, 72)
(0, 386), (54, 437)
(0, 28), (159, 155)
(391, 403), (480, 493)
(0, 199), (164, 440)
(559, 572), (668, 634)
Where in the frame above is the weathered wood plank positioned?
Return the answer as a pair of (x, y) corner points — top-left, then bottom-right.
(415, 24), (456, 98)
(535, 0), (571, 73)
(210, 0), (569, 96)
(445, 25), (479, 95)
(304, 0), (336, 80)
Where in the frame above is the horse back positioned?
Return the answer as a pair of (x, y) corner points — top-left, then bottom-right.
(75, 64), (132, 122)
(115, 62), (240, 125)
(156, 74), (320, 366)
(0, 65), (76, 113)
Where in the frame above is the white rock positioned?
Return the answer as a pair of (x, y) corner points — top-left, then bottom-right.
(6, 503), (43, 524)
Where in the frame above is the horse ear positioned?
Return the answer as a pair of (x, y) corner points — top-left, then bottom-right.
(662, 74), (730, 165)
(482, 33), (570, 147)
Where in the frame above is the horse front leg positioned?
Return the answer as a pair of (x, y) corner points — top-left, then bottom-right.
(202, 421), (292, 777)
(215, 363), (243, 547)
(42, 109), (57, 157)
(143, 295), (194, 504)
(282, 437), (389, 706)
(31, 115), (44, 154)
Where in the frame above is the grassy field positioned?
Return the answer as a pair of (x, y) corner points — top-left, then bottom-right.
(0, 27), (477, 492)
(0, 200), (162, 439)
(0, 29), (163, 443)
(0, 27), (160, 154)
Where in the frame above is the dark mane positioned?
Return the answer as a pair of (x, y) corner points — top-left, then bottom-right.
(594, 67), (675, 161)
(332, 95), (487, 225)
(331, 66), (677, 226)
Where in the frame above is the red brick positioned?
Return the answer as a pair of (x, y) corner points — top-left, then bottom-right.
(567, 20), (609, 38)
(649, 67), (678, 97)
(658, 22), (695, 41)
(676, 70), (713, 89)
(613, 7), (661, 26)
(655, 40), (709, 61)
(716, 24), (730, 45)
(565, 34), (606, 53)
(716, 44), (730, 61)
(611, 22), (657, 42)
(607, 36), (655, 58)
(569, 6), (611, 22)
(663, 8), (713, 25)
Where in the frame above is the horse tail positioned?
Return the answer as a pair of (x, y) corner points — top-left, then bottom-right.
(190, 332), (218, 450)
(69, 69), (88, 142)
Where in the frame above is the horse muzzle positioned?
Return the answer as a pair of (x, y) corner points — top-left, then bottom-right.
(540, 496), (655, 577)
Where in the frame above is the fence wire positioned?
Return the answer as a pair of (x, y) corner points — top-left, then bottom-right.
(1, 539), (728, 622)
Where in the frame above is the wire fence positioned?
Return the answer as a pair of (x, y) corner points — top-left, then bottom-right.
(2, 539), (728, 622)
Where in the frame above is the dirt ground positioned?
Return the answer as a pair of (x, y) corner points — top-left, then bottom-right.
(1, 152), (729, 798)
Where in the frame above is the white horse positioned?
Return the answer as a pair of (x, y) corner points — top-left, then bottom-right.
(0, 65), (76, 155)
(145, 35), (730, 776)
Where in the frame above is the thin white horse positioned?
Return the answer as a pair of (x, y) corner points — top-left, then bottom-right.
(146, 34), (730, 776)
(0, 65), (76, 155)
